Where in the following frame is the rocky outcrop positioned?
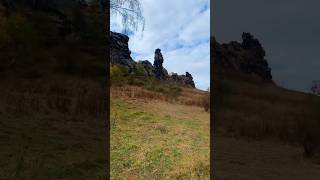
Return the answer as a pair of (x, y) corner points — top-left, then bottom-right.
(110, 31), (196, 88)
(185, 72), (195, 88)
(110, 31), (135, 68)
(153, 48), (169, 80)
(171, 72), (195, 88)
(214, 32), (272, 81)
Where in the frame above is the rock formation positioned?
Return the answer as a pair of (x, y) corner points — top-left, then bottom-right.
(214, 32), (272, 81)
(171, 72), (195, 88)
(153, 48), (168, 80)
(110, 31), (135, 68)
(110, 31), (196, 88)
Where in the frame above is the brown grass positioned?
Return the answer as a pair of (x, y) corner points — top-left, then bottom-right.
(0, 78), (107, 117)
(214, 72), (320, 157)
(111, 85), (209, 109)
(0, 77), (107, 179)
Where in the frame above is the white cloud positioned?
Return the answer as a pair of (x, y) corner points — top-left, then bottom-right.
(111, 0), (210, 90)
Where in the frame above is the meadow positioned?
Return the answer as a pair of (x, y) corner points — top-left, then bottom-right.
(110, 86), (210, 179)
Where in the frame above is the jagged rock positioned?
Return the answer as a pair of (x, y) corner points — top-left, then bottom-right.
(214, 32), (272, 81)
(170, 72), (195, 88)
(153, 48), (168, 80)
(110, 31), (135, 68)
(185, 72), (195, 88)
(242, 32), (265, 59)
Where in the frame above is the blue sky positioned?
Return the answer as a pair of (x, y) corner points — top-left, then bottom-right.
(111, 0), (210, 90)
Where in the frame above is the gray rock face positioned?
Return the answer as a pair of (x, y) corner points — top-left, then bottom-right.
(110, 31), (135, 68)
(214, 32), (272, 81)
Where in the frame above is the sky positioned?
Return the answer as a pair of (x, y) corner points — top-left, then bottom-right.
(212, 0), (320, 92)
(111, 0), (210, 90)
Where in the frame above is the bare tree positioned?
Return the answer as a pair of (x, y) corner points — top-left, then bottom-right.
(110, 0), (145, 34)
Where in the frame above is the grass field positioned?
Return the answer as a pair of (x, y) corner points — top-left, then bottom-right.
(110, 89), (210, 179)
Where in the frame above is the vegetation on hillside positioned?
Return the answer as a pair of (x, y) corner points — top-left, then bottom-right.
(110, 98), (209, 179)
(214, 71), (320, 159)
(0, 1), (108, 178)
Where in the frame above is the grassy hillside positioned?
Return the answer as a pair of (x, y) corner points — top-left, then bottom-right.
(0, 78), (107, 179)
(214, 73), (320, 156)
(213, 71), (320, 179)
(110, 86), (210, 179)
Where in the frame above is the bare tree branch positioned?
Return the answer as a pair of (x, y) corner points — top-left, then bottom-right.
(110, 0), (145, 34)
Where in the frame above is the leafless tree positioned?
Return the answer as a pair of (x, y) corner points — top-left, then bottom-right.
(110, 0), (145, 34)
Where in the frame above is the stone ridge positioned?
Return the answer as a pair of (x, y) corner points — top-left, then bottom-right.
(213, 32), (272, 81)
(110, 31), (196, 88)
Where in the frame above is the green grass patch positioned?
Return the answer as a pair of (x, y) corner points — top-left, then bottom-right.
(110, 98), (209, 179)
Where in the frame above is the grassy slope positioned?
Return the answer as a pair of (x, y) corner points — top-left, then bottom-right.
(110, 87), (210, 179)
(214, 72), (320, 179)
(215, 72), (320, 141)
(0, 78), (107, 179)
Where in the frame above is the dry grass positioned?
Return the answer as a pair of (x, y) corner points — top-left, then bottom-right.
(214, 73), (320, 158)
(0, 78), (106, 117)
(111, 85), (209, 109)
(0, 77), (107, 179)
(110, 96), (210, 179)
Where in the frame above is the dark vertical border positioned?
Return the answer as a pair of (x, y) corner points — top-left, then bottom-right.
(105, 0), (111, 179)
(210, 0), (215, 179)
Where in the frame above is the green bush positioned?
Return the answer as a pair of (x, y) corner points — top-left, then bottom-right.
(110, 65), (128, 85)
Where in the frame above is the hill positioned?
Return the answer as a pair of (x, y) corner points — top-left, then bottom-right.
(110, 85), (210, 179)
(110, 31), (210, 178)
(212, 33), (320, 179)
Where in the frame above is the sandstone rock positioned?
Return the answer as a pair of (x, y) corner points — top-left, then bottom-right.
(153, 48), (167, 80)
(110, 31), (135, 68)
